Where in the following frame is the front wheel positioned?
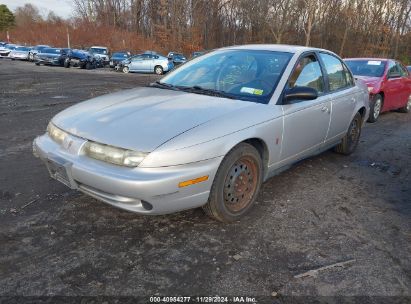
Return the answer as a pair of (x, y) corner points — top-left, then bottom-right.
(398, 95), (411, 113)
(154, 65), (163, 75)
(203, 143), (263, 222)
(122, 66), (129, 73)
(334, 112), (362, 155)
(367, 94), (383, 122)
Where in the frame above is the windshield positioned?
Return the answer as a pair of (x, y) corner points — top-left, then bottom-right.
(345, 60), (386, 77)
(42, 48), (61, 53)
(113, 52), (129, 57)
(91, 48), (107, 54)
(15, 46), (30, 51)
(159, 49), (292, 103)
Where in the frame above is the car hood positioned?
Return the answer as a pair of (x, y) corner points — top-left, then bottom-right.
(52, 87), (255, 152)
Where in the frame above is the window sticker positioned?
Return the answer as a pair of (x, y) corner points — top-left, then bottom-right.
(240, 87), (264, 95)
(367, 61), (382, 65)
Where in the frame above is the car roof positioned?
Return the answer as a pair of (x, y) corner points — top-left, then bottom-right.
(91, 46), (108, 49)
(345, 57), (391, 61)
(221, 44), (331, 54)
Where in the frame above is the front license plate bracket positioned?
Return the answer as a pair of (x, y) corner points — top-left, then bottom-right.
(45, 155), (77, 189)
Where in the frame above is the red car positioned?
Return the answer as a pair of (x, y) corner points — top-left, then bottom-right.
(345, 58), (411, 122)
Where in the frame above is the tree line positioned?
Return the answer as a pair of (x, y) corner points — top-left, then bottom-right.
(1, 0), (411, 63)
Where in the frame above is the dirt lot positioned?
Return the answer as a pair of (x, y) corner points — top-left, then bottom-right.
(0, 59), (410, 302)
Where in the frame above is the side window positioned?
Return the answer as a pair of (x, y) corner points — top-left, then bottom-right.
(131, 55), (142, 62)
(288, 54), (324, 93)
(342, 63), (354, 86)
(387, 61), (400, 78)
(397, 63), (408, 77)
(319, 53), (348, 91)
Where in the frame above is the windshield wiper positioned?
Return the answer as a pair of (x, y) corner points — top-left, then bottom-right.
(149, 81), (180, 91)
(178, 85), (237, 99)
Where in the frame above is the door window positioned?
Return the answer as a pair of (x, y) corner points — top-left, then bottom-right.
(397, 63), (409, 77)
(387, 61), (401, 78)
(288, 54), (324, 93)
(319, 53), (349, 91)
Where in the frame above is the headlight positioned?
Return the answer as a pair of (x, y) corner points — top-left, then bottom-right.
(367, 86), (373, 92)
(47, 122), (68, 145)
(83, 141), (148, 167)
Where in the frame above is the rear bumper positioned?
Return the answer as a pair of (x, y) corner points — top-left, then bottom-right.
(33, 134), (221, 214)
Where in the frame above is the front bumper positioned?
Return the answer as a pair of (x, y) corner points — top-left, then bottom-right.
(33, 134), (221, 214)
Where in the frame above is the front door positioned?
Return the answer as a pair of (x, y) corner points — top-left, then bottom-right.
(281, 53), (331, 162)
(385, 61), (404, 110)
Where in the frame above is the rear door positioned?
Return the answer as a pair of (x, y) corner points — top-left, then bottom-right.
(129, 55), (144, 71)
(281, 53), (331, 162)
(397, 63), (411, 108)
(384, 61), (403, 110)
(318, 52), (357, 144)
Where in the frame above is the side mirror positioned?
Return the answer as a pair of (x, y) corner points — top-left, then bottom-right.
(283, 86), (318, 104)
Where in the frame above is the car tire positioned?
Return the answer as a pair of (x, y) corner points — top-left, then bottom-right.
(367, 94), (383, 122)
(85, 62), (92, 70)
(64, 59), (70, 68)
(35, 62), (40, 66)
(334, 112), (362, 155)
(123, 66), (130, 73)
(202, 143), (263, 222)
(398, 95), (411, 113)
(154, 65), (163, 75)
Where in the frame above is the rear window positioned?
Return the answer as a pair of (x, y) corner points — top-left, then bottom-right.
(345, 60), (386, 77)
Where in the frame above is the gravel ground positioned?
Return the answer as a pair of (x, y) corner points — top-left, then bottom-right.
(0, 59), (410, 303)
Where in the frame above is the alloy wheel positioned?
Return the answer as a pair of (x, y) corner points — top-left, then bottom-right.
(374, 97), (382, 119)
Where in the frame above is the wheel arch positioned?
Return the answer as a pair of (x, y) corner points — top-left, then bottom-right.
(237, 137), (270, 178)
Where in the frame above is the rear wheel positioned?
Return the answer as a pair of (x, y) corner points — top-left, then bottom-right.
(398, 95), (411, 113)
(64, 58), (70, 68)
(203, 143), (263, 222)
(367, 94), (383, 122)
(154, 65), (163, 75)
(334, 112), (362, 155)
(35, 62), (40, 66)
(85, 62), (92, 70)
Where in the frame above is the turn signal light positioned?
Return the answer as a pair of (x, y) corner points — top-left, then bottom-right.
(178, 176), (209, 188)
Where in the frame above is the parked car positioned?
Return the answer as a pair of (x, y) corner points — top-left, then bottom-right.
(0, 46), (11, 57)
(9, 46), (31, 60)
(88, 46), (109, 65)
(121, 53), (173, 75)
(0, 44), (17, 57)
(407, 66), (411, 73)
(109, 51), (131, 68)
(0, 41), (7, 47)
(64, 49), (97, 69)
(167, 52), (187, 66)
(28, 45), (50, 61)
(345, 58), (411, 122)
(33, 45), (369, 222)
(34, 48), (70, 66)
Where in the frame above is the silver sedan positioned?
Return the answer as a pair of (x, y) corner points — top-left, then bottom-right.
(33, 45), (369, 222)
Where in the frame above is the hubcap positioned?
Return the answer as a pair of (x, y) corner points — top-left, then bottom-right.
(407, 97), (411, 110)
(156, 67), (162, 74)
(374, 98), (381, 119)
(223, 156), (258, 213)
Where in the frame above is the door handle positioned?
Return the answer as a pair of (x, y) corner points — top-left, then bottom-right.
(351, 97), (356, 103)
(321, 106), (328, 112)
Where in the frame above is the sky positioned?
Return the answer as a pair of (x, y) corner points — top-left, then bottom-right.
(1, 0), (74, 19)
